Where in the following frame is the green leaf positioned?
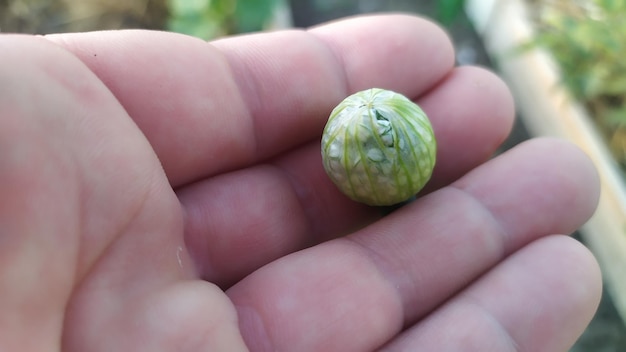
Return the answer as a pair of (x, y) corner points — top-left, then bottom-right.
(168, 0), (210, 17)
(168, 15), (219, 39)
(525, 0), (626, 176)
(233, 0), (278, 33)
(436, 0), (465, 26)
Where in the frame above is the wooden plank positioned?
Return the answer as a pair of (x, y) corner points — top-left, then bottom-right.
(466, 0), (626, 324)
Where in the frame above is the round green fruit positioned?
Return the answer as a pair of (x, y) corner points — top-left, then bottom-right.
(321, 88), (437, 206)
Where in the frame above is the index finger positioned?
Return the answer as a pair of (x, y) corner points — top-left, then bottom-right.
(45, 14), (455, 186)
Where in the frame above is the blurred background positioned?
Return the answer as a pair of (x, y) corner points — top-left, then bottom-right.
(1, 0), (625, 350)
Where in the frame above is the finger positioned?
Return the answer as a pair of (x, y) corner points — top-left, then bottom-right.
(46, 14), (455, 186)
(0, 35), (79, 350)
(420, 66), (514, 190)
(178, 65), (514, 287)
(0, 34), (182, 349)
(64, 281), (249, 351)
(226, 138), (599, 351)
(353, 138), (600, 325)
(381, 235), (601, 352)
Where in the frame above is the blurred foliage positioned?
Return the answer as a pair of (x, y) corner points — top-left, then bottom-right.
(435, 0), (465, 26)
(529, 0), (626, 172)
(0, 0), (168, 34)
(167, 0), (279, 39)
(0, 0), (279, 37)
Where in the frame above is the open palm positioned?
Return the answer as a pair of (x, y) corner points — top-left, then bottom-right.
(0, 15), (600, 351)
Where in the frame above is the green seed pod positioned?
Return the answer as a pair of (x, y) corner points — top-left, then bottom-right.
(321, 88), (437, 206)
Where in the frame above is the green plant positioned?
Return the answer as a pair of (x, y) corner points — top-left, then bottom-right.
(167, 0), (278, 39)
(321, 88), (437, 206)
(529, 0), (626, 171)
(436, 0), (466, 26)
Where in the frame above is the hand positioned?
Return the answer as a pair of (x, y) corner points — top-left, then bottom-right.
(0, 14), (600, 351)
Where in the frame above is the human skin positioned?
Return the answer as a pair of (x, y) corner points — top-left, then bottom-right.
(0, 14), (600, 352)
